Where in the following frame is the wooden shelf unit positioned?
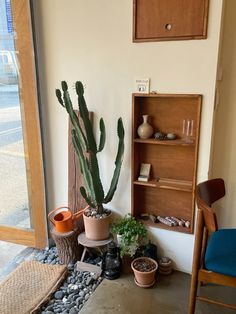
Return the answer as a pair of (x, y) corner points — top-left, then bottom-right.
(131, 93), (202, 234)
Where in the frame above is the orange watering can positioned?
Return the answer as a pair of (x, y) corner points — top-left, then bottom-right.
(48, 206), (84, 233)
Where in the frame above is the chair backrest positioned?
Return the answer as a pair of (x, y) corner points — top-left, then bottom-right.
(196, 178), (225, 233)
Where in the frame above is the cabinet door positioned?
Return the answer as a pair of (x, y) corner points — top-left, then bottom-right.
(133, 0), (209, 42)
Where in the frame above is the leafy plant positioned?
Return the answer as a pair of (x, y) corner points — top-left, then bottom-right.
(55, 81), (125, 215)
(111, 214), (147, 257)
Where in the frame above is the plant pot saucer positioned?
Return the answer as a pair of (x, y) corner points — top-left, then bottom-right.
(134, 277), (155, 288)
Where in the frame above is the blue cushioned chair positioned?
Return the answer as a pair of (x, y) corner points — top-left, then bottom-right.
(189, 178), (236, 313)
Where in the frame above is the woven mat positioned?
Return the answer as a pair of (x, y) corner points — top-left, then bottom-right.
(0, 260), (67, 314)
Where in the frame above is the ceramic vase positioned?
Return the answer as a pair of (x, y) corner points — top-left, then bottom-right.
(137, 115), (153, 139)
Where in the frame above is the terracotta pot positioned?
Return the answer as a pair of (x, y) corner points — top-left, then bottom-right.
(83, 212), (112, 240)
(131, 257), (158, 288)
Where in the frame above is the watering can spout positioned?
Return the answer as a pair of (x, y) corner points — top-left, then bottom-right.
(72, 208), (85, 221)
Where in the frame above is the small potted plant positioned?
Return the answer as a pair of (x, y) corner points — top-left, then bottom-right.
(131, 256), (158, 288)
(111, 214), (147, 272)
(55, 81), (125, 240)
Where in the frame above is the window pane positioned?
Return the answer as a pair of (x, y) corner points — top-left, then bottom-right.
(0, 0), (30, 229)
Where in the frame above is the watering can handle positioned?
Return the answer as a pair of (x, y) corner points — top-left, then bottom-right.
(48, 206), (71, 225)
(73, 205), (90, 220)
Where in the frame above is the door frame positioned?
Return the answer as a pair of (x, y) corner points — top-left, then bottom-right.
(0, 0), (47, 249)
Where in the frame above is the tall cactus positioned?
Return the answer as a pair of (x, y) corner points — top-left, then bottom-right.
(55, 81), (125, 214)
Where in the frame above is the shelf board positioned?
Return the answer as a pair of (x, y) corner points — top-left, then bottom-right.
(139, 219), (192, 234)
(133, 178), (193, 192)
(134, 138), (195, 146)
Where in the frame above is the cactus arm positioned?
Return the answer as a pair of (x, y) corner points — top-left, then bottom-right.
(55, 89), (65, 107)
(98, 118), (106, 152)
(90, 153), (105, 207)
(75, 81), (97, 153)
(72, 129), (97, 207)
(80, 186), (96, 208)
(104, 118), (125, 203)
(63, 88), (88, 152)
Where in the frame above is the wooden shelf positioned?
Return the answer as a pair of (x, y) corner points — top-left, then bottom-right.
(131, 93), (202, 234)
(134, 178), (193, 192)
(138, 219), (192, 234)
(134, 138), (195, 146)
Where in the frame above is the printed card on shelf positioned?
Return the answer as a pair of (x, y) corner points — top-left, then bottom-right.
(138, 163), (151, 182)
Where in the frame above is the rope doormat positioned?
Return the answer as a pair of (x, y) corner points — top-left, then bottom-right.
(0, 260), (67, 314)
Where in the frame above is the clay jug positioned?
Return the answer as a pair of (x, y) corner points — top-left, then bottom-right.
(137, 115), (153, 139)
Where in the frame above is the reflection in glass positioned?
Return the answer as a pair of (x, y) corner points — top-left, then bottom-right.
(0, 0), (30, 229)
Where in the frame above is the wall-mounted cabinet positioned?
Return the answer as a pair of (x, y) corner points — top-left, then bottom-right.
(131, 94), (202, 234)
(133, 0), (209, 42)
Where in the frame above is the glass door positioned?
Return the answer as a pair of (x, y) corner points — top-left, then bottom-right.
(0, 0), (47, 248)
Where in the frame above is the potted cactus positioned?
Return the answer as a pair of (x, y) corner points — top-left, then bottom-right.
(55, 81), (125, 240)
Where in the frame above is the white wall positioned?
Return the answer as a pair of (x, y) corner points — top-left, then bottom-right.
(210, 0), (236, 228)
(33, 0), (223, 273)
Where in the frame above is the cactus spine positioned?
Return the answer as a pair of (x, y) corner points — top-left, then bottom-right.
(55, 81), (125, 215)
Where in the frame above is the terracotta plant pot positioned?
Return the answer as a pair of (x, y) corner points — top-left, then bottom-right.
(131, 257), (158, 288)
(83, 212), (112, 240)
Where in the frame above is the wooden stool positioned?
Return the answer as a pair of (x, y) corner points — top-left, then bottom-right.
(77, 232), (113, 262)
(51, 227), (82, 264)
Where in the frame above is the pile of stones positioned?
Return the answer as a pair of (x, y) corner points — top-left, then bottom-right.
(35, 246), (103, 314)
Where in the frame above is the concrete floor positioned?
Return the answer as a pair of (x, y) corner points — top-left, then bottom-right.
(80, 271), (236, 314)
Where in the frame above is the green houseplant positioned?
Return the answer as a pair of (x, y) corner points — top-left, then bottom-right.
(55, 81), (125, 240)
(111, 214), (147, 258)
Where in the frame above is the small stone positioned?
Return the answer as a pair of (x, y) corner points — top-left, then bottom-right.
(85, 293), (90, 301)
(69, 308), (77, 314)
(86, 276), (93, 286)
(54, 291), (64, 299)
(55, 309), (65, 313)
(68, 263), (74, 270)
(68, 302), (76, 309)
(45, 311), (54, 314)
(79, 291), (85, 298)
(72, 284), (78, 290)
(149, 214), (156, 223)
(75, 297), (84, 306)
(37, 253), (45, 261)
